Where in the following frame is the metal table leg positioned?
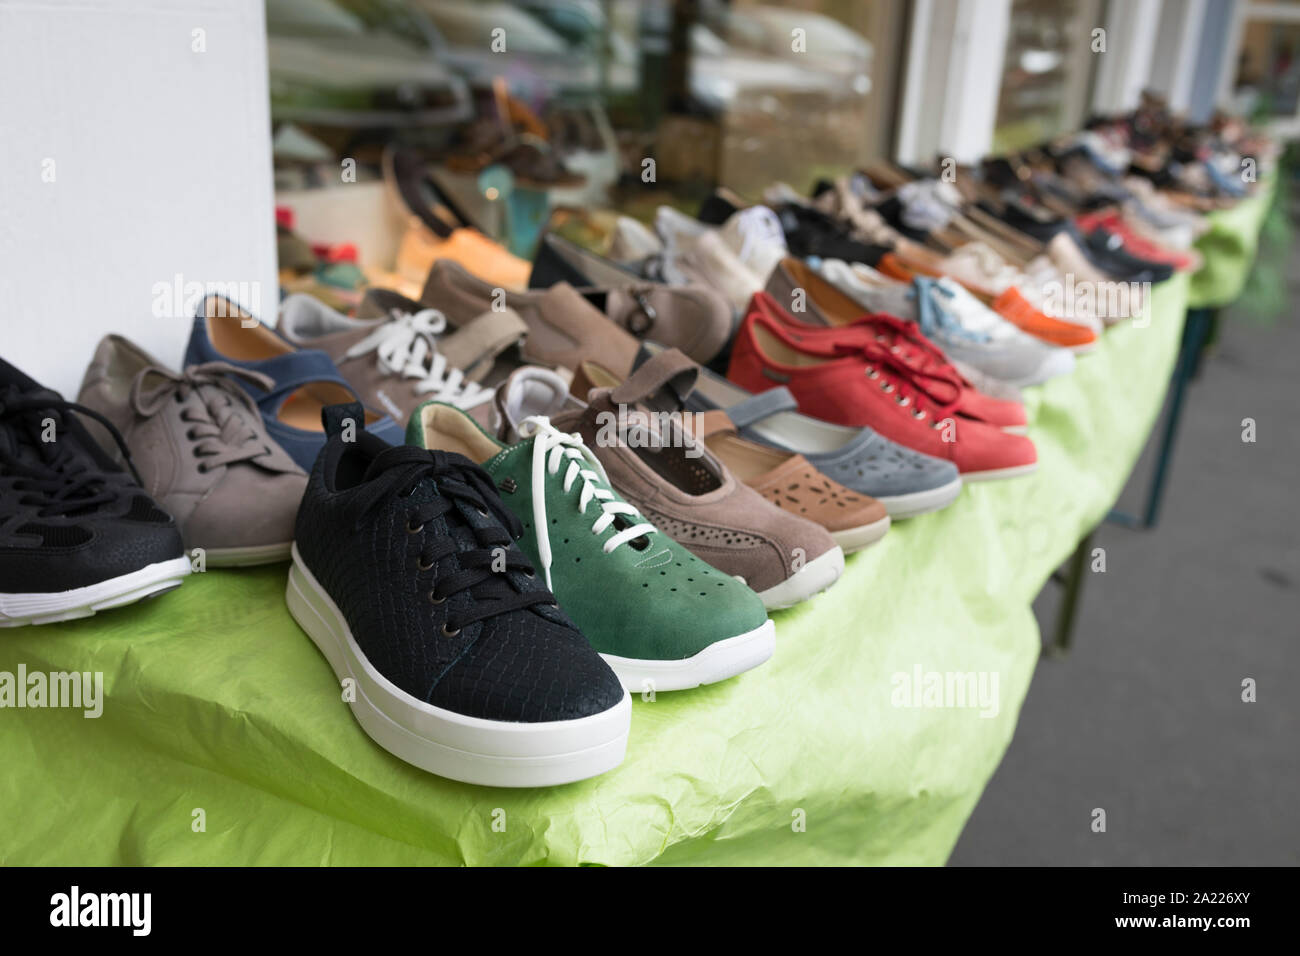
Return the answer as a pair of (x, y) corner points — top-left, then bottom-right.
(1048, 530), (1095, 655)
(1108, 307), (1217, 531)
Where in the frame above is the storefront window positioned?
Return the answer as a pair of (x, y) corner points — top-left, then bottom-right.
(992, 0), (1100, 153)
(1230, 18), (1300, 120)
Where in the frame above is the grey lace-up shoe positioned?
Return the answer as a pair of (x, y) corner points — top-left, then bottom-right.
(77, 335), (307, 566)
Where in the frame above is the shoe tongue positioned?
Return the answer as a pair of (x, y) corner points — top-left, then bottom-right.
(439, 308), (527, 382)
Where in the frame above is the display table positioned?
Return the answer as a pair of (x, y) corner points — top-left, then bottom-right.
(1189, 179), (1277, 309)
(0, 190), (1272, 867)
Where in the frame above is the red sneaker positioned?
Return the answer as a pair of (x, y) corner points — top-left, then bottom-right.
(728, 304), (1037, 480)
(747, 291), (1028, 433)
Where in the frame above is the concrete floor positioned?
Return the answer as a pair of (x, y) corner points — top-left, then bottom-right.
(949, 246), (1300, 866)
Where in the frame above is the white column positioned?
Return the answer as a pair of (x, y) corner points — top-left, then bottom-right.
(896, 0), (1012, 165)
(0, 0), (278, 397)
(1150, 0), (1210, 111)
(1092, 0), (1165, 113)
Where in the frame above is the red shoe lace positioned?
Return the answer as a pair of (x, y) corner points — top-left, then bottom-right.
(828, 334), (964, 429)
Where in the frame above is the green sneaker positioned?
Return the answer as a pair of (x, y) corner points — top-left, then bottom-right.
(407, 400), (774, 693)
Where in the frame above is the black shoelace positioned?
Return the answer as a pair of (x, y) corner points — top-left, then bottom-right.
(346, 446), (555, 634)
(0, 386), (144, 517)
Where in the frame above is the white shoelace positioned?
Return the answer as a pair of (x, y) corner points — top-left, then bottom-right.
(344, 309), (493, 410)
(516, 416), (657, 591)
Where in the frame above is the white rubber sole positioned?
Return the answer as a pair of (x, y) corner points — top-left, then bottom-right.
(875, 475), (964, 519)
(204, 542), (292, 568)
(756, 545), (845, 611)
(0, 556), (190, 627)
(961, 461), (1039, 483)
(601, 618), (775, 693)
(1010, 350), (1076, 388)
(830, 514), (891, 553)
(285, 545), (631, 787)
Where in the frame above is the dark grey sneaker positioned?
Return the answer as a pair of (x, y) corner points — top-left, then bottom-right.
(1, 358), (188, 626)
(286, 403), (630, 787)
(77, 335), (307, 566)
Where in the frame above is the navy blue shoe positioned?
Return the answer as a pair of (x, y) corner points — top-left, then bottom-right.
(184, 295), (403, 470)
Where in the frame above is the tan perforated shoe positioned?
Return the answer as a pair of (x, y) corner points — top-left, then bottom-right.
(573, 365), (891, 554)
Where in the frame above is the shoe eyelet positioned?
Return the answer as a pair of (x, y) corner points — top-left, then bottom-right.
(197, 463), (208, 473)
(441, 623), (460, 637)
(428, 591), (445, 605)
(418, 557), (434, 571)
(881, 382), (894, 393)
(474, 505), (488, 517)
(523, 569), (535, 578)
(406, 519), (424, 534)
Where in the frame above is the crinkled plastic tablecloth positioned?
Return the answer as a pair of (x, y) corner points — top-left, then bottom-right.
(0, 188), (1270, 866)
(1189, 177), (1277, 308)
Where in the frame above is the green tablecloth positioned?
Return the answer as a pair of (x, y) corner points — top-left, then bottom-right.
(0, 188), (1269, 867)
(1189, 177), (1277, 308)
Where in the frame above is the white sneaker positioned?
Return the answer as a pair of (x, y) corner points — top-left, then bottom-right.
(652, 206), (765, 313)
(914, 277), (1075, 388)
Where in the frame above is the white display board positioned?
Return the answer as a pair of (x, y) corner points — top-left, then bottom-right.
(0, 0), (277, 398)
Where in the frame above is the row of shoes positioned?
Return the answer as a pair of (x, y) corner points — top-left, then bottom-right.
(0, 106), (1267, 788)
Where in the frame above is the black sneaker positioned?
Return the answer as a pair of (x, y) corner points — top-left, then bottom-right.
(285, 403), (630, 787)
(0, 358), (188, 626)
(698, 191), (890, 265)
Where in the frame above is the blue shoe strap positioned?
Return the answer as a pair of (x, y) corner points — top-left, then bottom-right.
(725, 387), (800, 428)
(215, 348), (361, 410)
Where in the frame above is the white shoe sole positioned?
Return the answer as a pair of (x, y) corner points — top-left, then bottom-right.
(0, 556), (190, 627)
(204, 542), (293, 567)
(961, 462), (1039, 483)
(1011, 349), (1076, 388)
(601, 618), (775, 693)
(756, 546), (845, 611)
(875, 475), (963, 519)
(285, 545), (631, 787)
(830, 514), (891, 553)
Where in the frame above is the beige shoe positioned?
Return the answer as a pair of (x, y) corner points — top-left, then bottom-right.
(420, 259), (641, 377)
(494, 355), (845, 610)
(77, 336), (306, 566)
(572, 362), (890, 554)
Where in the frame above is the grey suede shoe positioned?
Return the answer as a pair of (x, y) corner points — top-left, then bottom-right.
(77, 335), (307, 566)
